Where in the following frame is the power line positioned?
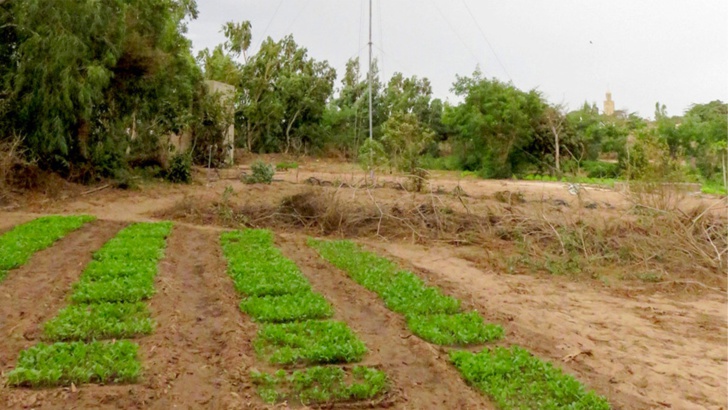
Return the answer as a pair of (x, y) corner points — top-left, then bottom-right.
(284, 0), (313, 35)
(428, 0), (483, 69)
(257, 0), (284, 49)
(460, 0), (512, 82)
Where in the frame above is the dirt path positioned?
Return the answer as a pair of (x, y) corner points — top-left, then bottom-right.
(0, 220), (125, 405)
(140, 225), (262, 409)
(276, 234), (496, 410)
(0, 213), (42, 233)
(370, 241), (727, 410)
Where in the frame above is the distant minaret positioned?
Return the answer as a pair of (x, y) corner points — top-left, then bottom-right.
(603, 91), (615, 116)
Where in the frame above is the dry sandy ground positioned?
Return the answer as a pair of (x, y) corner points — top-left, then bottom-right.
(0, 158), (726, 409)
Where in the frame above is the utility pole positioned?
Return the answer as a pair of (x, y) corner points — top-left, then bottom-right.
(367, 0), (374, 181)
(368, 0), (373, 144)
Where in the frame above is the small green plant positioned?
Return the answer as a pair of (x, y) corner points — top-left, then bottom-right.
(0, 215), (94, 282)
(407, 312), (504, 345)
(221, 230), (312, 296)
(251, 366), (388, 405)
(7, 341), (141, 387)
(254, 320), (368, 365)
(244, 160), (275, 184)
(44, 302), (154, 341)
(241, 293), (334, 323)
(276, 161), (299, 171)
(165, 153), (192, 183)
(308, 239), (503, 346)
(71, 222), (171, 304)
(450, 346), (610, 409)
(71, 273), (157, 303)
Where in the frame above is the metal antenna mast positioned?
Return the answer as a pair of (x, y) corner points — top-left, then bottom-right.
(367, 0), (373, 144)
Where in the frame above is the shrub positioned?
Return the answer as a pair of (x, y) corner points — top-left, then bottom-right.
(244, 160), (275, 184)
(165, 154), (192, 183)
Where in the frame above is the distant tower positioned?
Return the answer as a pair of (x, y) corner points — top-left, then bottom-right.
(603, 91), (615, 116)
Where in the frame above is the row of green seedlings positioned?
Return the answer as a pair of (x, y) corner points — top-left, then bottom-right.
(0, 215), (95, 282)
(7, 222), (173, 387)
(220, 229), (388, 405)
(308, 240), (611, 410)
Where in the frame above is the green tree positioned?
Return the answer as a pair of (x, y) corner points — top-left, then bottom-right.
(1, 0), (202, 178)
(443, 70), (546, 178)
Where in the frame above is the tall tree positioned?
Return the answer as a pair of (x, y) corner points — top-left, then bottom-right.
(1, 0), (202, 177)
(443, 70), (546, 177)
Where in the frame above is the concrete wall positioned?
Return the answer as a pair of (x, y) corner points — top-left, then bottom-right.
(205, 80), (236, 165)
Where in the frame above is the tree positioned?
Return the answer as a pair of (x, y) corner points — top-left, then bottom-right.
(443, 70), (546, 178)
(237, 34), (335, 153)
(381, 113), (435, 191)
(1, 0), (202, 178)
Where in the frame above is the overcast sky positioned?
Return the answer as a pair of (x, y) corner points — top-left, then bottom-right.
(186, 0), (728, 119)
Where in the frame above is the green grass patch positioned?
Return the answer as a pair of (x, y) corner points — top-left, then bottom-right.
(221, 230), (312, 297)
(241, 292), (334, 323)
(44, 302), (154, 342)
(7, 341), (141, 387)
(407, 312), (504, 345)
(276, 161), (299, 170)
(450, 346), (610, 410)
(308, 239), (503, 346)
(0, 215), (94, 282)
(701, 182), (727, 196)
(251, 366), (388, 405)
(254, 320), (367, 365)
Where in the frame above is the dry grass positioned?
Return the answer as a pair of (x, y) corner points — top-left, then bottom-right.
(157, 182), (727, 294)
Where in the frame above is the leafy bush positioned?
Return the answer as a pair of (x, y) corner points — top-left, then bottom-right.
(0, 215), (94, 282)
(582, 160), (620, 179)
(165, 154), (192, 183)
(450, 346), (610, 409)
(241, 293), (333, 323)
(7, 341), (141, 387)
(254, 320), (368, 365)
(251, 366), (388, 405)
(44, 302), (154, 341)
(244, 160), (275, 184)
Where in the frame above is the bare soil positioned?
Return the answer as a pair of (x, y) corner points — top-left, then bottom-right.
(276, 234), (495, 409)
(1, 157), (726, 409)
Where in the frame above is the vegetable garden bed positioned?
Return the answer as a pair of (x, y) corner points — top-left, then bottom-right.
(221, 229), (389, 405)
(0, 215), (94, 282)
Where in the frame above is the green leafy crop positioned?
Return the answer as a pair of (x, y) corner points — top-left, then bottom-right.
(241, 293), (334, 323)
(407, 312), (504, 345)
(221, 230), (311, 296)
(0, 215), (94, 282)
(450, 347), (611, 410)
(308, 239), (504, 346)
(70, 222), (172, 303)
(7, 341), (141, 387)
(251, 366), (388, 405)
(44, 302), (154, 341)
(254, 320), (368, 365)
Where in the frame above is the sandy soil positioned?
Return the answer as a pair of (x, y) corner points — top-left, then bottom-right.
(0, 158), (726, 409)
(276, 234), (495, 409)
(367, 241), (728, 410)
